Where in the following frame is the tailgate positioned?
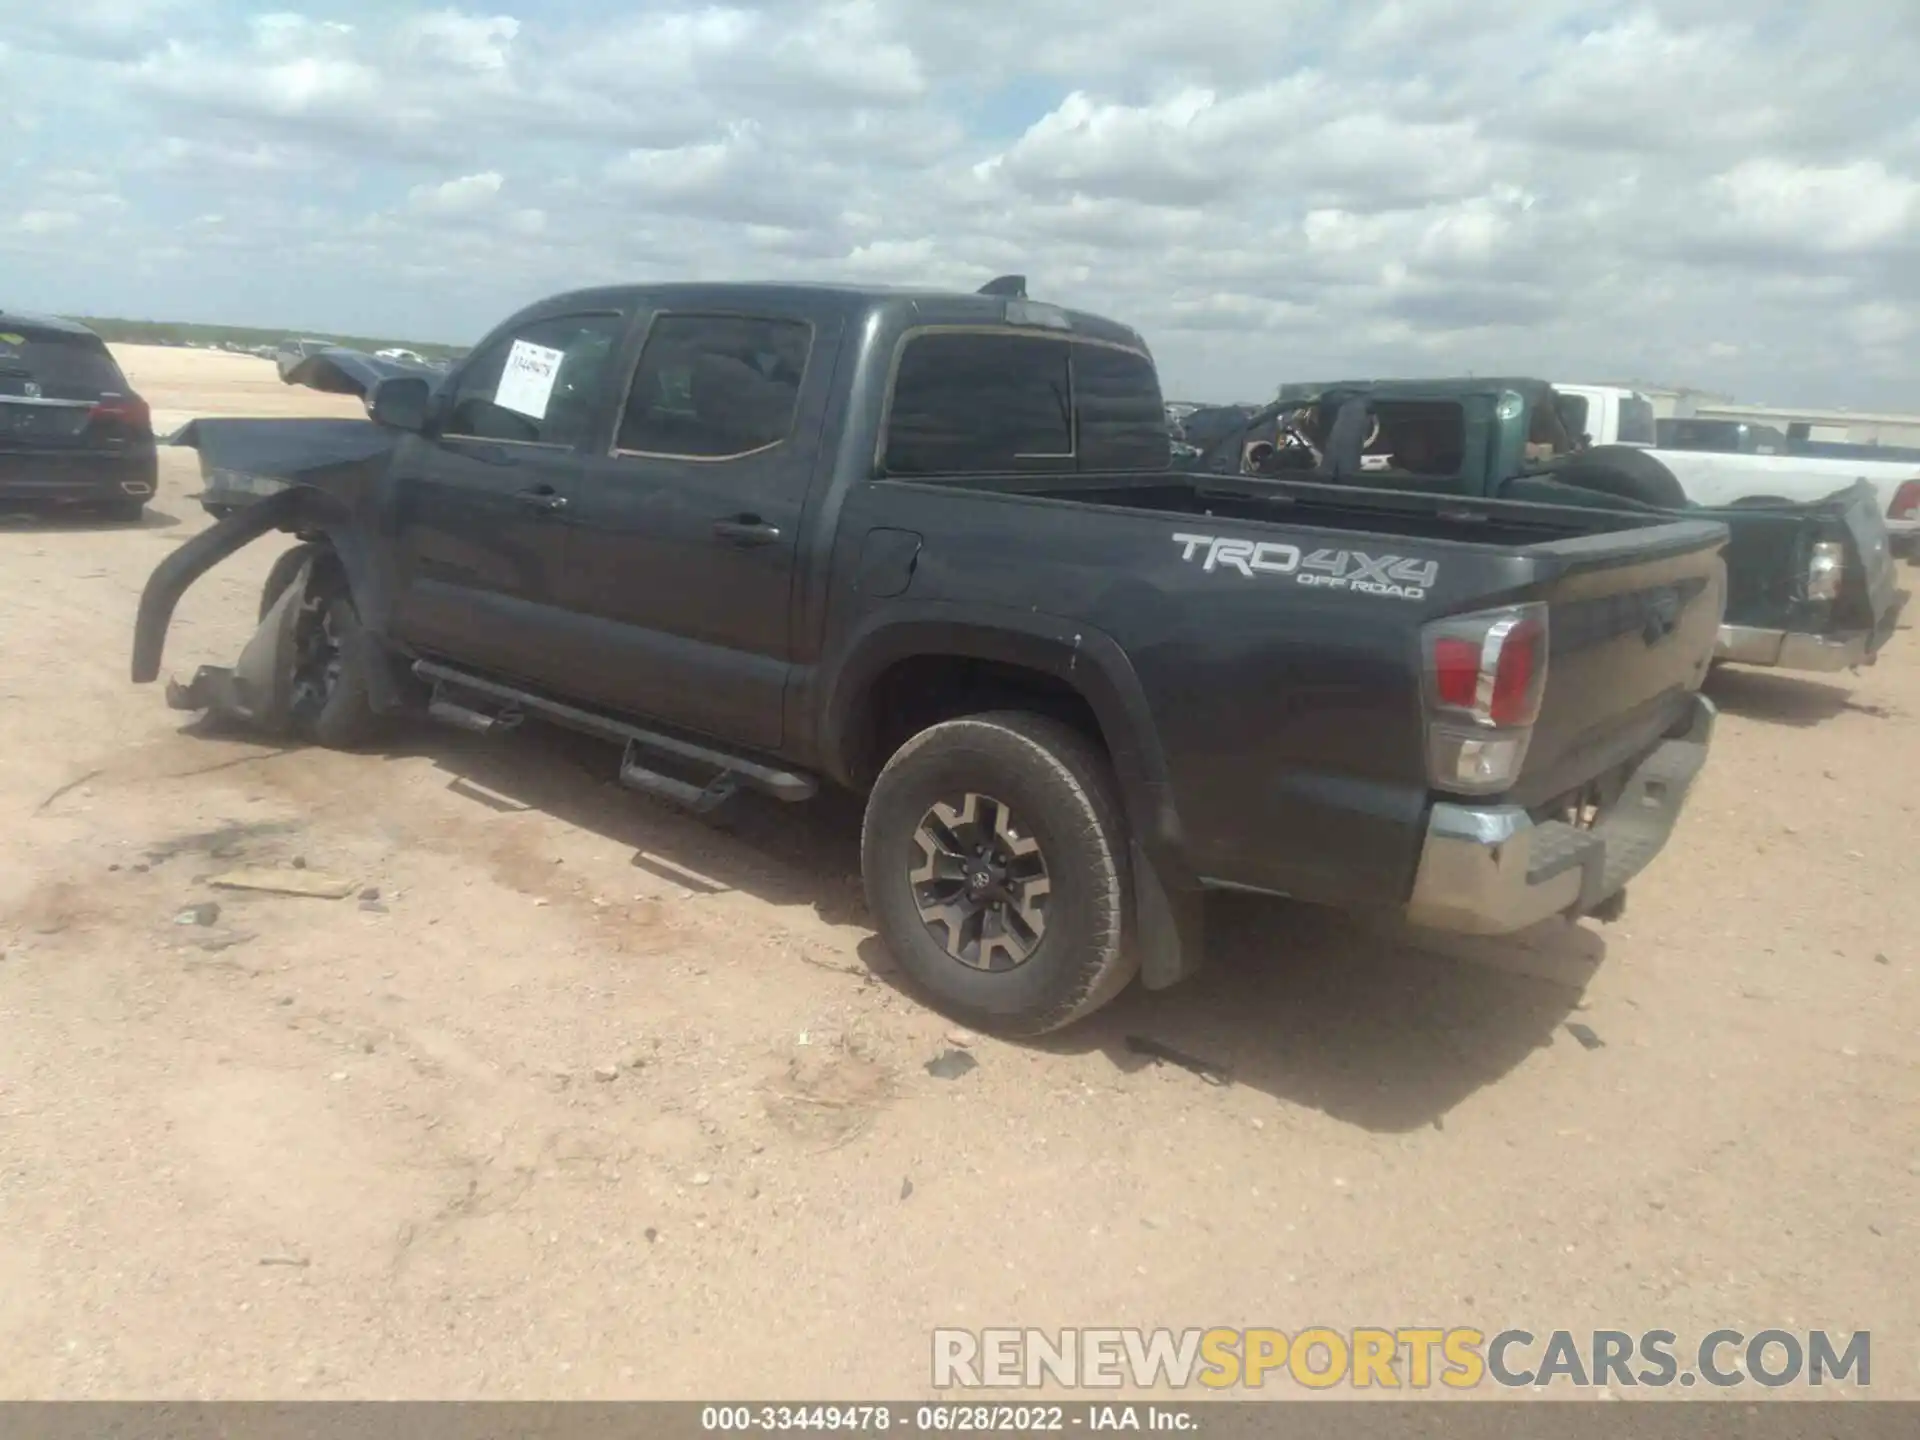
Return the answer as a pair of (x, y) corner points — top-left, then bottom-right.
(1834, 479), (1902, 634)
(1512, 520), (1727, 808)
(0, 396), (94, 448)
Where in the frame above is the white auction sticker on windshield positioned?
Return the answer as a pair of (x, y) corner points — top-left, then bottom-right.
(494, 339), (566, 421)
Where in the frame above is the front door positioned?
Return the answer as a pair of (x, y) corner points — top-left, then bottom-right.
(387, 310), (627, 689)
(553, 305), (844, 750)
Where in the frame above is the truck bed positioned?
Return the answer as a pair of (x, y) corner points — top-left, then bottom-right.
(859, 470), (1728, 908)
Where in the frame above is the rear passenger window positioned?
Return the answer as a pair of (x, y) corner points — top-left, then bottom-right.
(1075, 344), (1168, 470)
(1367, 401), (1471, 478)
(1618, 396), (1658, 446)
(444, 313), (623, 448)
(884, 332), (1073, 475)
(617, 314), (811, 459)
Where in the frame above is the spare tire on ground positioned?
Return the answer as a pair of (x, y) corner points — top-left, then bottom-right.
(1547, 444), (1689, 510)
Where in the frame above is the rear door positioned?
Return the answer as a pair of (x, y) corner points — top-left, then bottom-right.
(554, 302), (843, 749)
(386, 310), (627, 689)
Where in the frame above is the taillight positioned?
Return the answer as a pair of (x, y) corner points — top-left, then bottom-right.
(90, 395), (152, 434)
(1421, 604), (1549, 795)
(1807, 540), (1845, 603)
(1891, 479), (1920, 521)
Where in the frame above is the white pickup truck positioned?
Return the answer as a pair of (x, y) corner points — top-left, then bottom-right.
(1555, 383), (1920, 557)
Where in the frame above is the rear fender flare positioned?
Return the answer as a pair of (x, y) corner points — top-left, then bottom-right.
(820, 607), (1204, 989)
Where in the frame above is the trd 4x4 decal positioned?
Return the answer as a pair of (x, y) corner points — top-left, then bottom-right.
(1172, 532), (1438, 600)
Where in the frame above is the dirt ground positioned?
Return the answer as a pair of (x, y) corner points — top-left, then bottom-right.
(0, 345), (1915, 1400)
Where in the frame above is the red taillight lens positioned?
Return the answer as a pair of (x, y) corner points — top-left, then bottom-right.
(1892, 478), (1920, 521)
(1431, 636), (1482, 709)
(1488, 616), (1545, 726)
(90, 396), (151, 433)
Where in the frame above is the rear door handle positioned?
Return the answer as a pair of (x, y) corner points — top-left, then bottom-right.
(713, 516), (781, 547)
(514, 487), (568, 515)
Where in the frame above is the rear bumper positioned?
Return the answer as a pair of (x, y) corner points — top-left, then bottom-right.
(0, 449), (157, 503)
(1404, 693), (1715, 936)
(1716, 587), (1909, 672)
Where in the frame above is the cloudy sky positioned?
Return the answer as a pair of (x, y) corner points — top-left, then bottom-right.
(2, 1), (1916, 408)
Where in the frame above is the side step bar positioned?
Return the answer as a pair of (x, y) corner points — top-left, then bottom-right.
(411, 660), (817, 808)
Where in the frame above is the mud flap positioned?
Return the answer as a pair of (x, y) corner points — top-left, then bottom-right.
(164, 560), (314, 736)
(1132, 838), (1207, 990)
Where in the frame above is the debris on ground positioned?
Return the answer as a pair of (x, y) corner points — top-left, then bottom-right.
(359, 887), (381, 902)
(1565, 1022), (1606, 1051)
(206, 868), (357, 900)
(173, 902), (221, 927)
(945, 1027), (978, 1049)
(258, 1255), (310, 1268)
(924, 1049), (979, 1081)
(1124, 1034), (1231, 1087)
(900, 1177), (914, 1200)
(593, 1065), (620, 1083)
(187, 931), (254, 954)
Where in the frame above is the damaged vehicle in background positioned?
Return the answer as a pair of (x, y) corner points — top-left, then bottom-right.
(1187, 378), (1907, 678)
(1558, 383), (1920, 562)
(0, 310), (157, 522)
(138, 278), (1727, 1037)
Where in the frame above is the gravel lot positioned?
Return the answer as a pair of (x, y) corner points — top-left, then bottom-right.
(1, 346), (1915, 1399)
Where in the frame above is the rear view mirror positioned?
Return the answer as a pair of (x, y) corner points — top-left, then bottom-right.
(369, 375), (432, 432)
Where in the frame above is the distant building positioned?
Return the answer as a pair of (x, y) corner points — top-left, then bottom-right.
(1598, 381), (1920, 448)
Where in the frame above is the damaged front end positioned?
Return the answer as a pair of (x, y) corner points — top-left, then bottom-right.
(160, 537), (322, 734)
(135, 413), (400, 735)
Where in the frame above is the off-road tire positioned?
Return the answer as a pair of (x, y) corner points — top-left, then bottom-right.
(1551, 444), (1689, 509)
(860, 711), (1138, 1037)
(300, 585), (383, 750)
(259, 542), (322, 621)
(272, 549), (383, 750)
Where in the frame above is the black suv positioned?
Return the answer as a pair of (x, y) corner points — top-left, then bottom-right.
(0, 311), (157, 520)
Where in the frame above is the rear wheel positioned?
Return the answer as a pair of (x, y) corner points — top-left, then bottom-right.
(860, 712), (1137, 1036)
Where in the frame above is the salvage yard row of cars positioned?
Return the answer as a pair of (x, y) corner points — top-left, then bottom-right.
(6, 284), (1912, 1037)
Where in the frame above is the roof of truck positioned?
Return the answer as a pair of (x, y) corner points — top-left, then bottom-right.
(522, 280), (1151, 352)
(1276, 376), (1555, 398)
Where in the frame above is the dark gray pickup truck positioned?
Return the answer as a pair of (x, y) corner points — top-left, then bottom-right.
(136, 279), (1727, 1035)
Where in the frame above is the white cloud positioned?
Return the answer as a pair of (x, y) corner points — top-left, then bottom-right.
(1712, 159), (1920, 256)
(408, 171), (505, 218)
(0, 0), (1915, 409)
(15, 211), (82, 235)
